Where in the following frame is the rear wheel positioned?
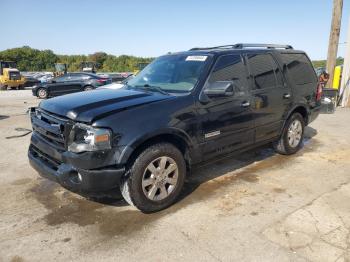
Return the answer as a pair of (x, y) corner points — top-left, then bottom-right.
(84, 85), (94, 91)
(0, 85), (7, 91)
(274, 113), (305, 155)
(120, 143), (186, 213)
(37, 88), (48, 99)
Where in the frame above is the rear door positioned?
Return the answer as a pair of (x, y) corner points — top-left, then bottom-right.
(245, 52), (292, 142)
(279, 53), (319, 109)
(197, 54), (255, 160)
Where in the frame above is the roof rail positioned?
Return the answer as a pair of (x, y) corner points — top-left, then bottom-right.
(189, 43), (293, 51)
(190, 45), (236, 51)
(233, 43), (293, 49)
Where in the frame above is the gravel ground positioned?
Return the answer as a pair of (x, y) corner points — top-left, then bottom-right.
(0, 90), (350, 262)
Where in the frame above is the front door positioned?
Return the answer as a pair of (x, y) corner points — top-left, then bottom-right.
(197, 54), (254, 161)
(49, 74), (82, 96)
(245, 52), (292, 142)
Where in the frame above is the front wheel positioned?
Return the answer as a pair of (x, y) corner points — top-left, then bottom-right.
(84, 85), (94, 91)
(120, 143), (186, 213)
(274, 113), (305, 155)
(37, 88), (48, 99)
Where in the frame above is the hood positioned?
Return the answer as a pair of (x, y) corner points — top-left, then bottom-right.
(39, 88), (174, 123)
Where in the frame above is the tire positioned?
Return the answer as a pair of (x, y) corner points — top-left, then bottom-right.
(84, 85), (94, 91)
(120, 143), (186, 213)
(18, 85), (24, 90)
(274, 113), (305, 155)
(0, 85), (7, 91)
(37, 88), (48, 99)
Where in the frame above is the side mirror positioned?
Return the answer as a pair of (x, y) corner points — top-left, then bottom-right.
(203, 81), (234, 97)
(51, 80), (56, 83)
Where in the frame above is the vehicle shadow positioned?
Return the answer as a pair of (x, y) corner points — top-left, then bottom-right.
(96, 126), (318, 207)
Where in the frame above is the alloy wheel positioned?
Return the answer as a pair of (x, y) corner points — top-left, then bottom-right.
(287, 119), (302, 148)
(142, 156), (179, 201)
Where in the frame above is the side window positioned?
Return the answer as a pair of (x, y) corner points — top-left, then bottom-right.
(55, 75), (68, 82)
(280, 53), (317, 85)
(69, 74), (86, 81)
(209, 54), (249, 93)
(247, 53), (280, 89)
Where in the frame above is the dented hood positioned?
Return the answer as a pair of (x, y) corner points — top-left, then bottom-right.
(39, 88), (173, 123)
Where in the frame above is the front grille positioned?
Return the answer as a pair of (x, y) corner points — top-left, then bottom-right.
(9, 72), (20, 80)
(31, 109), (71, 150)
(30, 145), (61, 170)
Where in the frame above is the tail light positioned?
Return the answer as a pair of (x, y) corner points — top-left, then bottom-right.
(316, 83), (323, 101)
(97, 78), (107, 84)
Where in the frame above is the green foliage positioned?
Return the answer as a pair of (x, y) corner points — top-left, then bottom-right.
(312, 57), (344, 69)
(0, 46), (58, 71)
(0, 46), (153, 72)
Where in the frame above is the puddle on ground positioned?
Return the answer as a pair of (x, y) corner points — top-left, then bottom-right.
(27, 138), (321, 238)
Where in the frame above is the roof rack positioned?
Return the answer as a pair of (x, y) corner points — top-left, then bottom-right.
(189, 43), (293, 51)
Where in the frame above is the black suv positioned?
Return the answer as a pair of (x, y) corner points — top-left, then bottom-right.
(28, 44), (321, 212)
(32, 72), (112, 99)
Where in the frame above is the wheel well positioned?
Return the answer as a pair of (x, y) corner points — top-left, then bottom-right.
(291, 106), (308, 125)
(126, 134), (191, 171)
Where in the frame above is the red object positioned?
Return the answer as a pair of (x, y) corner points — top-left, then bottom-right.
(96, 78), (107, 84)
(316, 82), (323, 101)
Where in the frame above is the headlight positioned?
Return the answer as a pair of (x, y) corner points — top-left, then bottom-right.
(67, 123), (112, 153)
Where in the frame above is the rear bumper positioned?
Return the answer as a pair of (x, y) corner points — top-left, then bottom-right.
(308, 105), (321, 124)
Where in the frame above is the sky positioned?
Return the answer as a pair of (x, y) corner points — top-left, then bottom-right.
(1, 0), (349, 60)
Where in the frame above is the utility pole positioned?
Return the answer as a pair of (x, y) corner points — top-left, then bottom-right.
(326, 0), (343, 88)
(340, 18), (350, 107)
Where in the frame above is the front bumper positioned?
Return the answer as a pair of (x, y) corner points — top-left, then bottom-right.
(28, 132), (125, 194)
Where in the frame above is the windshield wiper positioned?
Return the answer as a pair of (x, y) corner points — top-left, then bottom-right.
(136, 84), (169, 95)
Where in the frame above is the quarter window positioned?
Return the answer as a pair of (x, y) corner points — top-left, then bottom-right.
(280, 53), (317, 85)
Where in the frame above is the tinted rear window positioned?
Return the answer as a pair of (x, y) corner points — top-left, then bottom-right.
(246, 53), (280, 89)
(280, 53), (317, 85)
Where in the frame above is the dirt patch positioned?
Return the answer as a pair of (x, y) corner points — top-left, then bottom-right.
(11, 178), (32, 186)
(10, 256), (24, 262)
(273, 188), (286, 194)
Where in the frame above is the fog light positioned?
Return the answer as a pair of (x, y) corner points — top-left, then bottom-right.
(78, 173), (82, 182)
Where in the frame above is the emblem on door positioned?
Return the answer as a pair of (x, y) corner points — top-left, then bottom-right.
(205, 130), (221, 139)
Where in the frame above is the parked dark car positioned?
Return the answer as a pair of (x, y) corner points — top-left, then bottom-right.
(23, 75), (41, 88)
(32, 72), (112, 99)
(28, 44), (321, 212)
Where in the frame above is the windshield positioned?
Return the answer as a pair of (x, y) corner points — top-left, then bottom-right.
(127, 54), (208, 93)
(1, 62), (16, 68)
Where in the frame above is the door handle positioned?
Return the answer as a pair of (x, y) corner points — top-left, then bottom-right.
(241, 101), (250, 108)
(283, 93), (291, 99)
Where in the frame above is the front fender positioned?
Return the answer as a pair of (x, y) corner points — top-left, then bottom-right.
(117, 127), (194, 165)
